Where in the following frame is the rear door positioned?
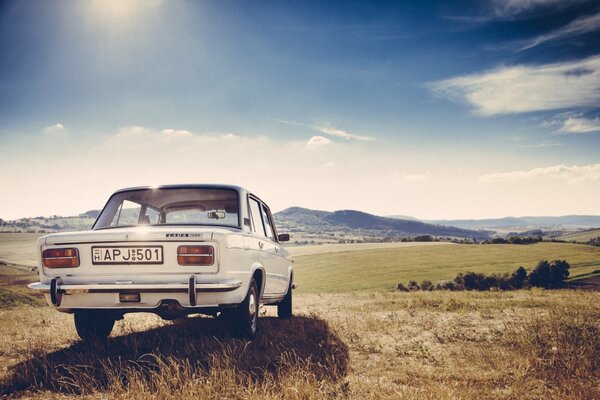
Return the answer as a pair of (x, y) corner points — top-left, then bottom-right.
(247, 196), (286, 295)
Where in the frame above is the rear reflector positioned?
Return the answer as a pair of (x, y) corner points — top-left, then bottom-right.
(42, 248), (80, 268)
(177, 245), (214, 266)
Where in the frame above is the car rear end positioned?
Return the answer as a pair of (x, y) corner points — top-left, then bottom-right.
(30, 226), (249, 316)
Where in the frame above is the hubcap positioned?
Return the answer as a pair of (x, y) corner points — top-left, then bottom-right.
(248, 289), (257, 333)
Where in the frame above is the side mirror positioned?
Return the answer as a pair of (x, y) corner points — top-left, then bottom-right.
(278, 233), (290, 242)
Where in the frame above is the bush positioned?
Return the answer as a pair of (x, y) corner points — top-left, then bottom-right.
(413, 235), (433, 242)
(509, 266), (527, 289)
(440, 281), (459, 291)
(420, 280), (434, 291)
(407, 280), (420, 291)
(587, 236), (600, 246)
(528, 260), (570, 289)
(455, 272), (490, 291)
(396, 283), (409, 292)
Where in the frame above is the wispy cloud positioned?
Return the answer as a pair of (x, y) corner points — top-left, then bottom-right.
(445, 0), (581, 22)
(559, 116), (600, 133)
(515, 12), (600, 50)
(481, 163), (600, 183)
(313, 125), (375, 141)
(523, 140), (563, 148)
(491, 0), (580, 18)
(277, 119), (375, 142)
(431, 55), (600, 116)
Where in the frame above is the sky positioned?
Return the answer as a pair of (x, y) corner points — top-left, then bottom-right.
(0, 0), (599, 220)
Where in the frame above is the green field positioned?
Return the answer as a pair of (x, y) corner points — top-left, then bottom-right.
(294, 242), (600, 292)
(559, 228), (600, 243)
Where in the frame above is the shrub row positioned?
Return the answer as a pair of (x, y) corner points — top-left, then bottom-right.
(397, 259), (570, 292)
(482, 236), (543, 245)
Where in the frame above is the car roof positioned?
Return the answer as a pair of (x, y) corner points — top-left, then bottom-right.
(113, 184), (247, 194)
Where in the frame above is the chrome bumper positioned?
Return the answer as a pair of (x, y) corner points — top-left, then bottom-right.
(28, 277), (243, 307)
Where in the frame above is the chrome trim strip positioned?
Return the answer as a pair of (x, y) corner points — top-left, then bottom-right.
(28, 280), (242, 294)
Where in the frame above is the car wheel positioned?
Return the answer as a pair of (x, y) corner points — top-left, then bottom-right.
(232, 278), (259, 339)
(74, 310), (115, 341)
(277, 279), (293, 319)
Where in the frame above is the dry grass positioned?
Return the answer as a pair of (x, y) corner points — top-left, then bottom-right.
(0, 233), (41, 267)
(0, 290), (599, 399)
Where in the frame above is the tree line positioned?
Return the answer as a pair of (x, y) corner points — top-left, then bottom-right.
(397, 259), (571, 292)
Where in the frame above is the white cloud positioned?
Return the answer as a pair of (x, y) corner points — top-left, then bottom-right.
(161, 128), (192, 137)
(559, 116), (600, 133)
(491, 0), (578, 17)
(481, 164), (600, 183)
(432, 55), (600, 116)
(516, 12), (600, 50)
(44, 123), (64, 131)
(43, 123), (66, 137)
(306, 135), (331, 148)
(2, 125), (599, 220)
(313, 125), (375, 141)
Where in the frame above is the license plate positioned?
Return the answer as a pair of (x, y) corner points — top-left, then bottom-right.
(92, 246), (163, 264)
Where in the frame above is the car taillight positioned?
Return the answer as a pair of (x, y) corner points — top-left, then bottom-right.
(177, 245), (214, 266)
(42, 248), (80, 268)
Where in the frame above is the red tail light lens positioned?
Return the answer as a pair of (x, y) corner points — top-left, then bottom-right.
(177, 245), (214, 266)
(42, 248), (80, 268)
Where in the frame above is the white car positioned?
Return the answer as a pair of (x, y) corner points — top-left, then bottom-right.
(29, 185), (294, 340)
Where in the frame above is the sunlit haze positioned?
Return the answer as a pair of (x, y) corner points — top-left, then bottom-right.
(1, 0), (599, 220)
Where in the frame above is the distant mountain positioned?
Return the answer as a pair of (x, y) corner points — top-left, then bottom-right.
(275, 207), (490, 240)
(386, 215), (600, 230)
(81, 210), (101, 218)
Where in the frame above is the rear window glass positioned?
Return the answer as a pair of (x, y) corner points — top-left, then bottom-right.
(94, 188), (239, 229)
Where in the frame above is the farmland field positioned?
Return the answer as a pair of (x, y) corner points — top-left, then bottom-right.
(1, 234), (599, 292)
(293, 242), (600, 292)
(0, 233), (41, 267)
(0, 236), (599, 399)
(559, 228), (600, 243)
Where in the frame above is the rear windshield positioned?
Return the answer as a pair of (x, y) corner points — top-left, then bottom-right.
(93, 188), (240, 229)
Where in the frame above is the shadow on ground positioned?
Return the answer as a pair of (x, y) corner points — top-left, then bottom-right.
(2, 314), (348, 396)
(567, 275), (600, 291)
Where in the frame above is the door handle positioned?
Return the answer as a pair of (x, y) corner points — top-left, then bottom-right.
(275, 247), (279, 253)
(258, 242), (264, 249)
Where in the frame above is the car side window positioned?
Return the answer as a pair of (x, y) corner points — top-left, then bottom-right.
(143, 207), (160, 224)
(260, 204), (276, 241)
(249, 198), (266, 237)
(110, 200), (141, 227)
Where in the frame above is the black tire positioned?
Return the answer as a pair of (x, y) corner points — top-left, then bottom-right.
(277, 279), (293, 319)
(74, 310), (115, 341)
(232, 278), (259, 339)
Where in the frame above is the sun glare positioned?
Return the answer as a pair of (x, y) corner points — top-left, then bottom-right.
(88, 0), (162, 24)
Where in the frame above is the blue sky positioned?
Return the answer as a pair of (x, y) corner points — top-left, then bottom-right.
(0, 0), (599, 219)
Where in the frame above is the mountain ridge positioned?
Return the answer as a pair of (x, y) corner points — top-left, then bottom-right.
(275, 207), (490, 240)
(387, 215), (600, 229)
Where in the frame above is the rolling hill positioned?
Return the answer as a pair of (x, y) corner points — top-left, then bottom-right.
(387, 215), (600, 230)
(275, 207), (490, 240)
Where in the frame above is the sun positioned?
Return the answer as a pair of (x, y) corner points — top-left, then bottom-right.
(88, 0), (162, 23)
